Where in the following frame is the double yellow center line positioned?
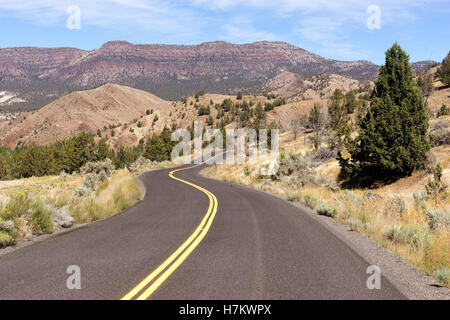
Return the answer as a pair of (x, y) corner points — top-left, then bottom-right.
(121, 163), (219, 300)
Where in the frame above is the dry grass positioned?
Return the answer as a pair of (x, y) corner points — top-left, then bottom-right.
(202, 131), (450, 287)
(0, 169), (142, 227)
(71, 170), (141, 223)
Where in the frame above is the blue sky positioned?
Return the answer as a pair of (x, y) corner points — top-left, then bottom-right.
(0, 0), (448, 64)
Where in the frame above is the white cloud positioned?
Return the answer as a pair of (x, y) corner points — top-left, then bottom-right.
(0, 0), (206, 38)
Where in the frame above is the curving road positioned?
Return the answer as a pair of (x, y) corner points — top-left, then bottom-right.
(0, 163), (405, 300)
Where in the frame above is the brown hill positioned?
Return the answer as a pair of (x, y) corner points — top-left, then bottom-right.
(0, 84), (170, 148)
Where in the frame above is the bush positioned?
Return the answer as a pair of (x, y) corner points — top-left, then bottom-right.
(431, 119), (450, 146)
(436, 104), (449, 117)
(317, 204), (337, 218)
(286, 191), (300, 202)
(79, 159), (115, 193)
(425, 164), (447, 197)
(44, 204), (73, 228)
(0, 230), (12, 248)
(413, 191), (428, 211)
(83, 173), (100, 190)
(0, 193), (32, 220)
(73, 186), (91, 198)
(384, 224), (430, 248)
(0, 219), (14, 232)
(433, 268), (450, 286)
(301, 194), (318, 209)
(80, 158), (115, 177)
(275, 152), (313, 187)
(129, 156), (154, 172)
(426, 208), (450, 230)
(348, 218), (365, 231)
(29, 201), (54, 234)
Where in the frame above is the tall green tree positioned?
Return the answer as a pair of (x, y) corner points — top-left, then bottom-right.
(144, 134), (170, 162)
(328, 89), (351, 150)
(307, 103), (325, 150)
(338, 43), (431, 183)
(437, 52), (450, 86)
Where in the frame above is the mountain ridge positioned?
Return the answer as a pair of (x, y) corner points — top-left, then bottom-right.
(0, 40), (436, 111)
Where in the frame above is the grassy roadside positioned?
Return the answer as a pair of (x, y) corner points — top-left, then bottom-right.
(0, 169), (142, 247)
(0, 156), (177, 249)
(202, 140), (450, 288)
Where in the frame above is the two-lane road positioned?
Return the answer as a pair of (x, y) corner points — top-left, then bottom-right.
(0, 164), (405, 300)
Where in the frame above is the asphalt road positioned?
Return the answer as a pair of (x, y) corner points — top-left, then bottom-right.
(0, 163), (406, 300)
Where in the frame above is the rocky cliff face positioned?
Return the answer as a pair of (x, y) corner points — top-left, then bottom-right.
(0, 41), (380, 110)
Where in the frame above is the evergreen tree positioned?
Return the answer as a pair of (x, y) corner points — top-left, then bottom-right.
(328, 89), (351, 150)
(144, 134), (169, 162)
(344, 91), (357, 114)
(338, 43), (431, 183)
(437, 52), (450, 86)
(307, 103), (325, 150)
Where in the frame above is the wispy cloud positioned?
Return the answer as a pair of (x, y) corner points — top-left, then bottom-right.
(0, 0), (206, 39)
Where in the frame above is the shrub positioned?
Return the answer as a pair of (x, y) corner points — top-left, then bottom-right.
(0, 219), (14, 232)
(390, 196), (407, 217)
(44, 204), (73, 229)
(348, 218), (364, 231)
(129, 156), (154, 172)
(301, 194), (318, 209)
(275, 152), (313, 187)
(433, 268), (450, 286)
(431, 119), (450, 146)
(436, 104), (449, 117)
(317, 204), (337, 218)
(413, 191), (428, 211)
(80, 158), (115, 177)
(286, 191), (300, 202)
(73, 186), (91, 198)
(425, 164), (447, 197)
(79, 159), (115, 192)
(0, 230), (12, 248)
(1, 193), (32, 220)
(426, 208), (450, 230)
(83, 173), (100, 190)
(29, 201), (54, 234)
(384, 224), (430, 249)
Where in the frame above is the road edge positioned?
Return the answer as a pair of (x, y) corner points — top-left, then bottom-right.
(199, 168), (450, 300)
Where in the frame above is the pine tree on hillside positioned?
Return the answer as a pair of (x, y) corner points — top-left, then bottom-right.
(144, 134), (169, 162)
(338, 43), (431, 184)
(437, 52), (450, 86)
(328, 89), (351, 150)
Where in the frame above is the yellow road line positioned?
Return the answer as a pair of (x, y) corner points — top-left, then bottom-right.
(121, 162), (219, 300)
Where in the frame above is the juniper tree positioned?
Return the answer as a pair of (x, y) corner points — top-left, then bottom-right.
(328, 89), (351, 150)
(307, 103), (325, 150)
(437, 52), (450, 86)
(338, 43), (431, 183)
